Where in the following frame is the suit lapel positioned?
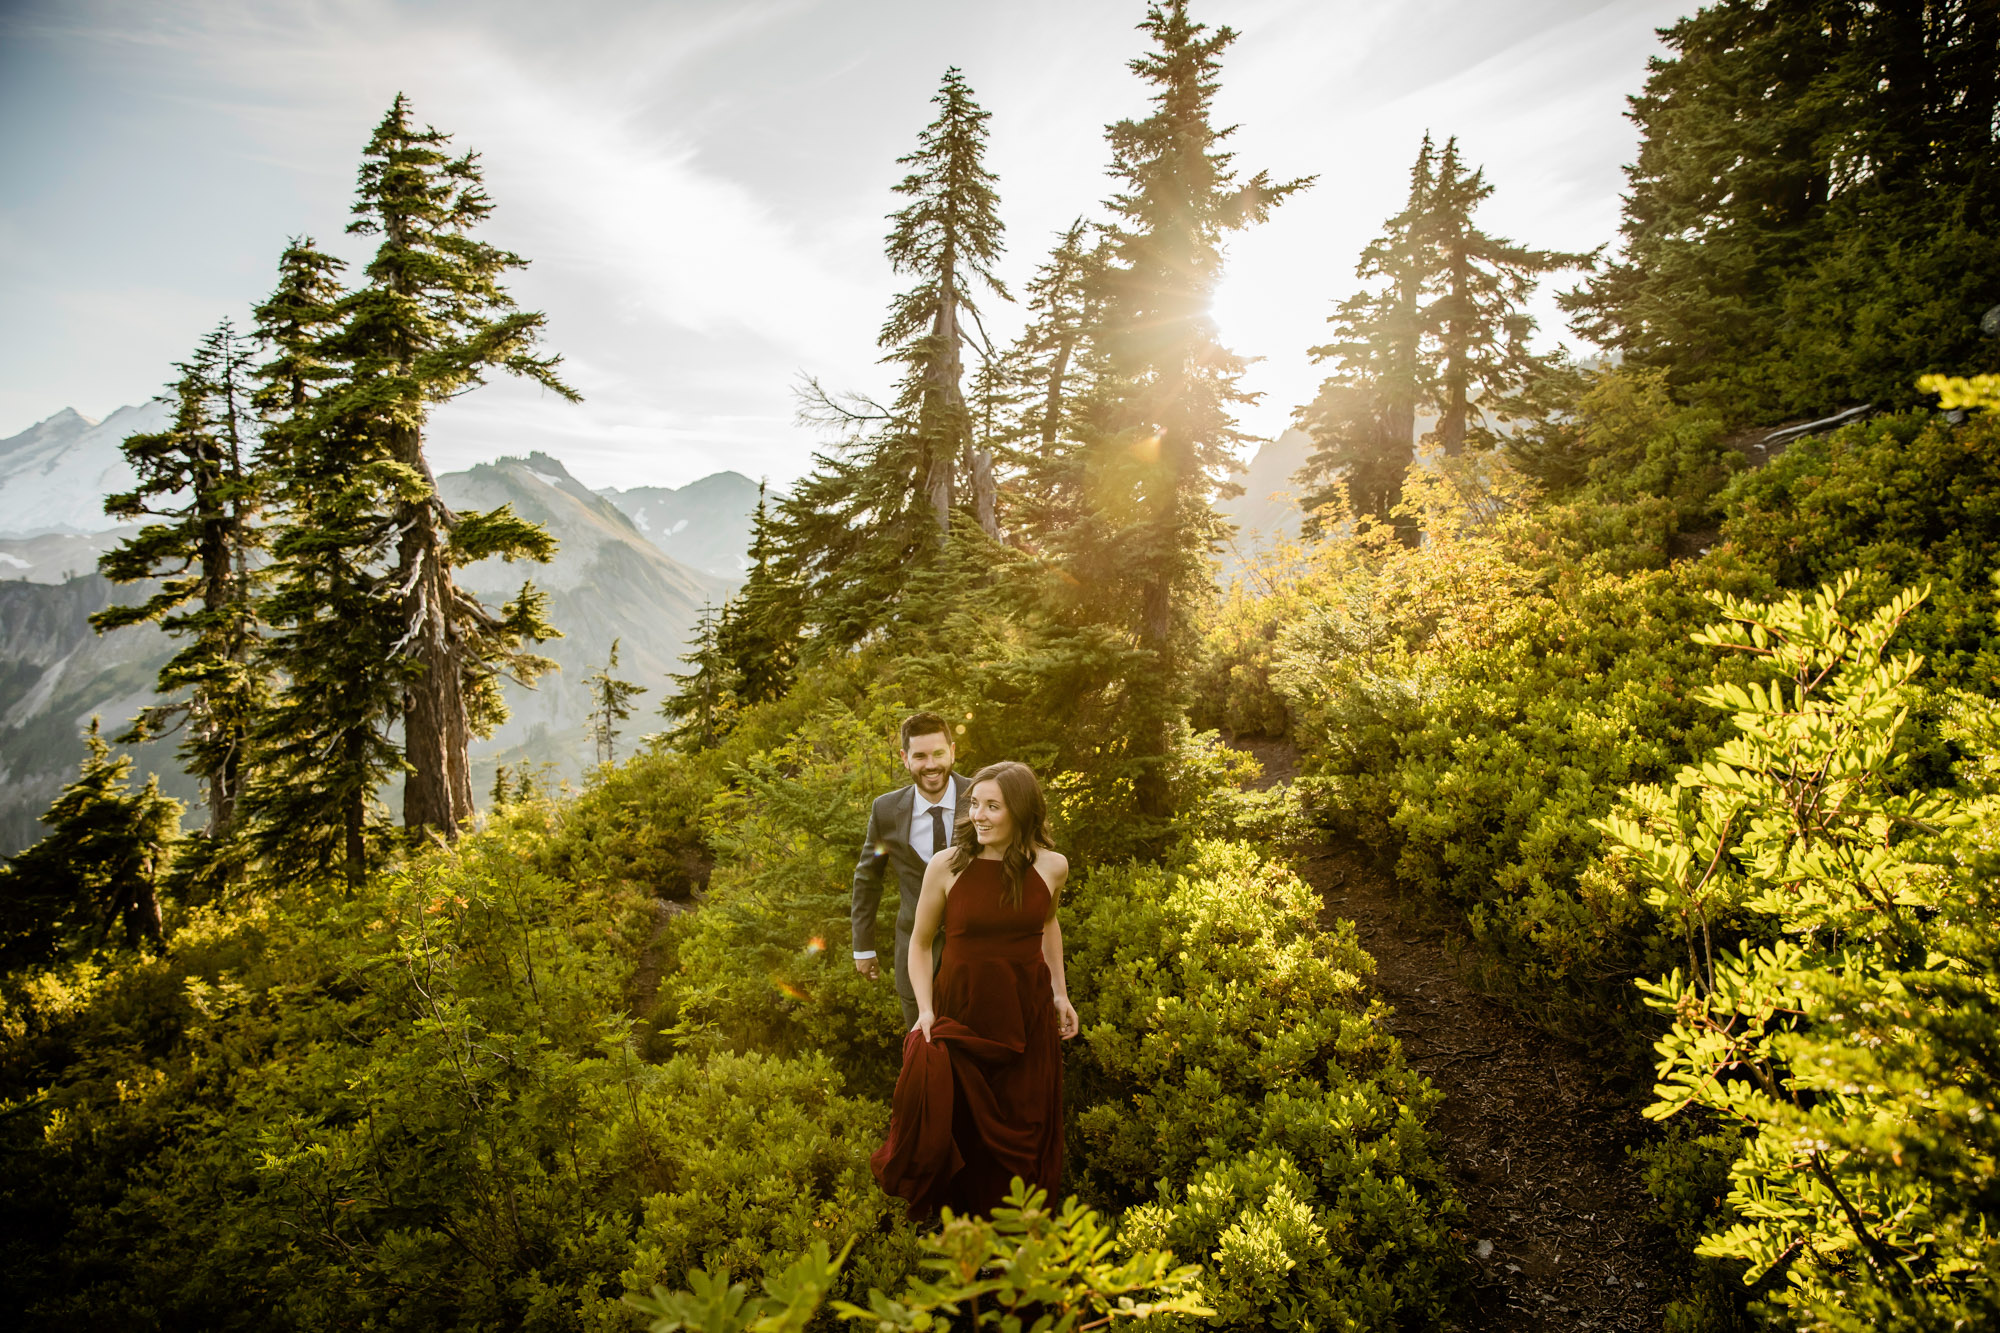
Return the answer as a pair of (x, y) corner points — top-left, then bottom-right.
(887, 784), (916, 848)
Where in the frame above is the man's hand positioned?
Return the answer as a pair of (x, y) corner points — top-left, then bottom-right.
(853, 955), (880, 981)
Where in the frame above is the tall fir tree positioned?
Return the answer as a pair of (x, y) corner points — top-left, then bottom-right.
(584, 638), (645, 767)
(1421, 136), (1591, 455)
(1563, 0), (2000, 421)
(242, 238), (409, 890)
(1295, 134), (1586, 535)
(1052, 1), (1306, 834)
(315, 93), (569, 844)
(660, 600), (732, 752)
(719, 483), (804, 705)
(0, 721), (181, 963)
(777, 67), (1009, 647)
(1294, 136), (1437, 535)
(1002, 220), (1113, 542)
(93, 320), (266, 840)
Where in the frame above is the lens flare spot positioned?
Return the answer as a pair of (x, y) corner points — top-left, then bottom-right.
(806, 935), (825, 955)
(774, 978), (809, 1001)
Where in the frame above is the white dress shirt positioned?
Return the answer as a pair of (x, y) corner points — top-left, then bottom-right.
(912, 785), (956, 861)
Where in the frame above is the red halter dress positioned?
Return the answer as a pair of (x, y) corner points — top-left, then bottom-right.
(870, 857), (1063, 1219)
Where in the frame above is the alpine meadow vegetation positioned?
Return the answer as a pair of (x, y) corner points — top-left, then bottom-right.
(7, 1), (2000, 1331)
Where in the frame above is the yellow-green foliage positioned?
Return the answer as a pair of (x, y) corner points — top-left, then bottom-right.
(0, 833), (917, 1331)
(1189, 540), (1315, 738)
(1721, 410), (2000, 699)
(652, 699), (913, 1099)
(1603, 577), (2000, 1326)
(628, 1184), (1211, 1333)
(1068, 841), (1459, 1330)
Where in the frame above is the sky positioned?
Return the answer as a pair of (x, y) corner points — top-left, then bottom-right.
(0, 0), (1688, 491)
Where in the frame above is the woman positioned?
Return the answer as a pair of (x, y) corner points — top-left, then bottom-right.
(869, 760), (1080, 1219)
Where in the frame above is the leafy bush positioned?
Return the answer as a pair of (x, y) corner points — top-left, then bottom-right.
(651, 700), (912, 1099)
(0, 834), (916, 1331)
(1066, 840), (1460, 1329)
(627, 1184), (1209, 1333)
(1601, 576), (2000, 1325)
(1722, 410), (2000, 697)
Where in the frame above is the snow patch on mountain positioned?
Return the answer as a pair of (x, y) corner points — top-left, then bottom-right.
(0, 403), (170, 538)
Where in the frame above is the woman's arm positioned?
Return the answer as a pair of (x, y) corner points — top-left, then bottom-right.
(1038, 850), (1079, 1040)
(907, 852), (954, 1040)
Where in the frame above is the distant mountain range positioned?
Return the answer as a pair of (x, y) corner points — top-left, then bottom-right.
(595, 473), (763, 579)
(0, 402), (168, 538)
(0, 408), (755, 855)
(1214, 429), (1310, 578)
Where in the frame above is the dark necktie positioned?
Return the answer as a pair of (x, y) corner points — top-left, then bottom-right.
(930, 805), (949, 855)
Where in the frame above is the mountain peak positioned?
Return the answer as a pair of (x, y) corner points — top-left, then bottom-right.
(519, 450), (575, 479)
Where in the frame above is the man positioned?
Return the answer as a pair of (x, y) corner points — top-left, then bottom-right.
(852, 711), (970, 1029)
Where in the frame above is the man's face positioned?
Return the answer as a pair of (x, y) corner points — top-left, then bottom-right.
(902, 731), (955, 799)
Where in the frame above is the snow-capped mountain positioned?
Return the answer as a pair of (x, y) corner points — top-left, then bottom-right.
(0, 403), (169, 538)
(595, 472), (763, 579)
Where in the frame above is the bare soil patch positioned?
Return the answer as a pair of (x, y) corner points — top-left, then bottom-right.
(1236, 739), (1672, 1331)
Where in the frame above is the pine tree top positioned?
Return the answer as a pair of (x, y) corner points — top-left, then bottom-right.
(880, 66), (1010, 354)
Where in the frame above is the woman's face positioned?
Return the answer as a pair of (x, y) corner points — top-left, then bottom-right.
(968, 779), (1015, 849)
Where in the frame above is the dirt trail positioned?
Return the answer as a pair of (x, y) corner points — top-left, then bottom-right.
(1233, 738), (1671, 1332)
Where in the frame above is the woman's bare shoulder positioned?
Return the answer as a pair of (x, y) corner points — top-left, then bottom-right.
(924, 848), (958, 888)
(1034, 847), (1070, 887)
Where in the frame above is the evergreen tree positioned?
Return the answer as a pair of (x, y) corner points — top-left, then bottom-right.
(241, 239), (406, 890)
(660, 600), (732, 752)
(719, 484), (804, 705)
(1422, 137), (1590, 456)
(1051, 1), (1306, 833)
(1296, 135), (1586, 535)
(1294, 136), (1436, 536)
(1564, 0), (2000, 422)
(776, 68), (1009, 647)
(584, 638), (645, 767)
(293, 94), (571, 848)
(1002, 220), (1113, 542)
(93, 320), (265, 839)
(0, 721), (181, 963)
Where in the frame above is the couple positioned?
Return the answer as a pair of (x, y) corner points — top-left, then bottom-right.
(850, 712), (1080, 1220)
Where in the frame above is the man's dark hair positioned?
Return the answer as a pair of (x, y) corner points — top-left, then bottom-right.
(900, 711), (952, 750)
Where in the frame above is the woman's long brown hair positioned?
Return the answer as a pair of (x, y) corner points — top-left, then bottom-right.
(948, 761), (1049, 908)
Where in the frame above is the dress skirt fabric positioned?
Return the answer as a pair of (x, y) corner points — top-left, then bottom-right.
(871, 858), (1063, 1219)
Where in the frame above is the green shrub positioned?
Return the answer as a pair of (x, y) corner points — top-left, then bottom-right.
(652, 700), (912, 1100)
(1723, 410), (2000, 698)
(0, 835), (915, 1331)
(1065, 841), (1460, 1329)
(1601, 576), (2000, 1325)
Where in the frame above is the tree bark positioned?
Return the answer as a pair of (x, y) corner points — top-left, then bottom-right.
(1441, 238), (1470, 456)
(395, 422), (474, 840)
(925, 287), (964, 534)
(344, 730), (367, 893)
(970, 446), (999, 538)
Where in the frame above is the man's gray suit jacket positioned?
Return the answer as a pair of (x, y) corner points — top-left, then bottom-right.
(850, 773), (972, 1006)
